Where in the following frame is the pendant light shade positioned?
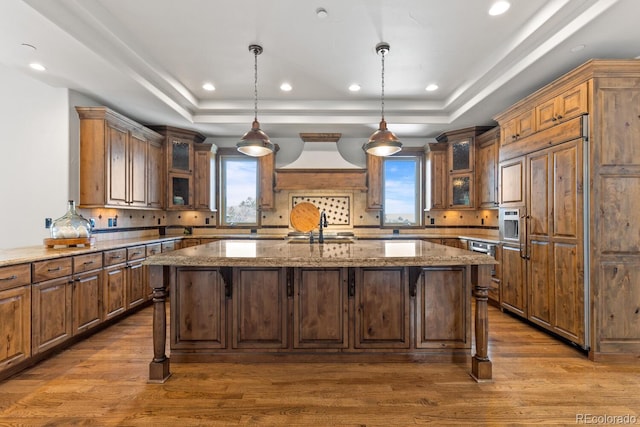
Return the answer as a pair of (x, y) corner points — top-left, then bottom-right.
(237, 44), (275, 157)
(363, 42), (402, 157)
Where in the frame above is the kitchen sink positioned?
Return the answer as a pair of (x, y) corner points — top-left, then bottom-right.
(287, 236), (354, 244)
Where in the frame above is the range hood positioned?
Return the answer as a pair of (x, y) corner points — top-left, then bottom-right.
(280, 133), (362, 169)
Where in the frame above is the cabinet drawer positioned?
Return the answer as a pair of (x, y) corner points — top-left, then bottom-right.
(127, 245), (146, 261)
(103, 249), (127, 266)
(0, 263), (31, 291)
(161, 241), (176, 252)
(32, 258), (72, 282)
(73, 253), (103, 274)
(146, 243), (162, 257)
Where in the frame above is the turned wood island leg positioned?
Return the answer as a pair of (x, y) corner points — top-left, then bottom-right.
(148, 265), (171, 383)
(471, 264), (492, 381)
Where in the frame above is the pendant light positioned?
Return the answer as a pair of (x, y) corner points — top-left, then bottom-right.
(363, 42), (402, 157)
(237, 44), (275, 157)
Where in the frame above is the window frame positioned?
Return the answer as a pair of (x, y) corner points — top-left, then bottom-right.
(381, 148), (424, 229)
(217, 148), (260, 228)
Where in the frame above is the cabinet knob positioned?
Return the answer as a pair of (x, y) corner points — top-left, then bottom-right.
(556, 114), (563, 120)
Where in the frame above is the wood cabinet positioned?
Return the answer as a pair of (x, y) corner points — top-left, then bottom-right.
(415, 267), (470, 349)
(126, 246), (146, 309)
(0, 264), (31, 373)
(500, 244), (526, 317)
(366, 153), (383, 210)
(232, 267), (288, 349)
(499, 157), (525, 207)
(76, 107), (164, 210)
(172, 268), (227, 350)
(258, 151), (276, 211)
(72, 253), (103, 335)
(500, 109), (535, 147)
(293, 267), (349, 349)
(102, 249), (127, 321)
(429, 126), (492, 209)
(147, 138), (165, 209)
(490, 244), (502, 305)
(425, 143), (448, 209)
(150, 126), (211, 210)
(31, 258), (73, 355)
(535, 82), (588, 131)
(475, 127), (500, 208)
(354, 267), (410, 349)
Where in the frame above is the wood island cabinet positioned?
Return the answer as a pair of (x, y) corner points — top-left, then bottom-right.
(293, 267), (349, 349)
(0, 264), (31, 373)
(76, 107), (164, 210)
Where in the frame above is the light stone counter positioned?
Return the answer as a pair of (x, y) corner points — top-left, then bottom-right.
(144, 239), (497, 268)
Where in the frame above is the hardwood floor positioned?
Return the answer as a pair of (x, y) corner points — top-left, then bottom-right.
(0, 305), (638, 426)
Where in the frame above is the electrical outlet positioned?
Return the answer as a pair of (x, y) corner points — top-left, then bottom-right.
(45, 217), (52, 229)
(430, 218), (435, 225)
(108, 218), (114, 227)
(112, 217), (117, 227)
(89, 218), (96, 229)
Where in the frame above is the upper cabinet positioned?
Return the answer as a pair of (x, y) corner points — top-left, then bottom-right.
(149, 126), (212, 211)
(76, 107), (164, 210)
(535, 82), (588, 131)
(258, 150), (276, 211)
(366, 153), (383, 210)
(428, 126), (492, 210)
(475, 127), (500, 208)
(500, 109), (535, 147)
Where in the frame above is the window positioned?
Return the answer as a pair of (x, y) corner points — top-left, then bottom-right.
(383, 153), (422, 227)
(219, 152), (258, 226)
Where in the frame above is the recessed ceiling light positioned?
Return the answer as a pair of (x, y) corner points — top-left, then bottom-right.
(316, 7), (328, 18)
(280, 82), (292, 92)
(29, 62), (46, 71)
(425, 84), (439, 92)
(202, 82), (215, 91)
(571, 44), (586, 52)
(349, 83), (361, 92)
(489, 1), (510, 16)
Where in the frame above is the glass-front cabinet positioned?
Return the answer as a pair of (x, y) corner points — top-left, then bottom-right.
(449, 138), (473, 173)
(449, 173), (473, 208)
(169, 138), (193, 173)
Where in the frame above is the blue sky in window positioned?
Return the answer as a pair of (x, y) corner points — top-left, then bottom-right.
(384, 160), (416, 222)
(225, 159), (257, 206)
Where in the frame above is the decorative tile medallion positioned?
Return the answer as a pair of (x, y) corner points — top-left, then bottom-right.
(292, 196), (350, 225)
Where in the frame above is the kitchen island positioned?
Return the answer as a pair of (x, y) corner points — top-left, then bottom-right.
(145, 239), (496, 383)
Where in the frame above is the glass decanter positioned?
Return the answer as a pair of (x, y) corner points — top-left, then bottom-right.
(50, 200), (92, 239)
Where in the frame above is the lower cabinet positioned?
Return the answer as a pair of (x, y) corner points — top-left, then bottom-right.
(32, 276), (73, 355)
(355, 267), (410, 349)
(501, 244), (527, 316)
(103, 249), (127, 321)
(72, 269), (102, 334)
(0, 284), (31, 371)
(293, 267), (348, 349)
(169, 265), (472, 356)
(126, 246), (146, 309)
(232, 267), (288, 349)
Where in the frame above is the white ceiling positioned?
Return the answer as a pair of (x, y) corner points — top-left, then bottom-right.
(1, 0), (639, 142)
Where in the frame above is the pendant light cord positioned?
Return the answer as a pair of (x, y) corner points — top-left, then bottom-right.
(380, 48), (385, 121)
(253, 47), (259, 122)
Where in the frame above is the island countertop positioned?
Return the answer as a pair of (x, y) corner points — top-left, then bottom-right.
(144, 239), (497, 268)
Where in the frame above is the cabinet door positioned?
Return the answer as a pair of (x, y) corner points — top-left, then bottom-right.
(72, 270), (102, 334)
(476, 138), (498, 207)
(0, 285), (31, 372)
(448, 138), (473, 173)
(232, 267), (287, 349)
(32, 277), (72, 355)
(366, 153), (383, 210)
(147, 139), (164, 209)
(103, 264), (126, 320)
(129, 133), (148, 207)
(168, 137), (193, 173)
(448, 173), (473, 208)
(427, 149), (447, 209)
(293, 268), (348, 349)
(126, 261), (146, 309)
(499, 157), (525, 206)
(354, 267), (410, 349)
(258, 151), (275, 211)
(500, 245), (526, 316)
(416, 267), (469, 349)
(168, 173), (192, 209)
(106, 122), (129, 206)
(194, 148), (211, 210)
(172, 269), (227, 350)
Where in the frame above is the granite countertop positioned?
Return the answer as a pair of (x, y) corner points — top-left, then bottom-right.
(144, 239), (497, 268)
(0, 236), (181, 267)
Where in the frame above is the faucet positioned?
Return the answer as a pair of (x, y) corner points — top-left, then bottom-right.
(318, 211), (328, 243)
